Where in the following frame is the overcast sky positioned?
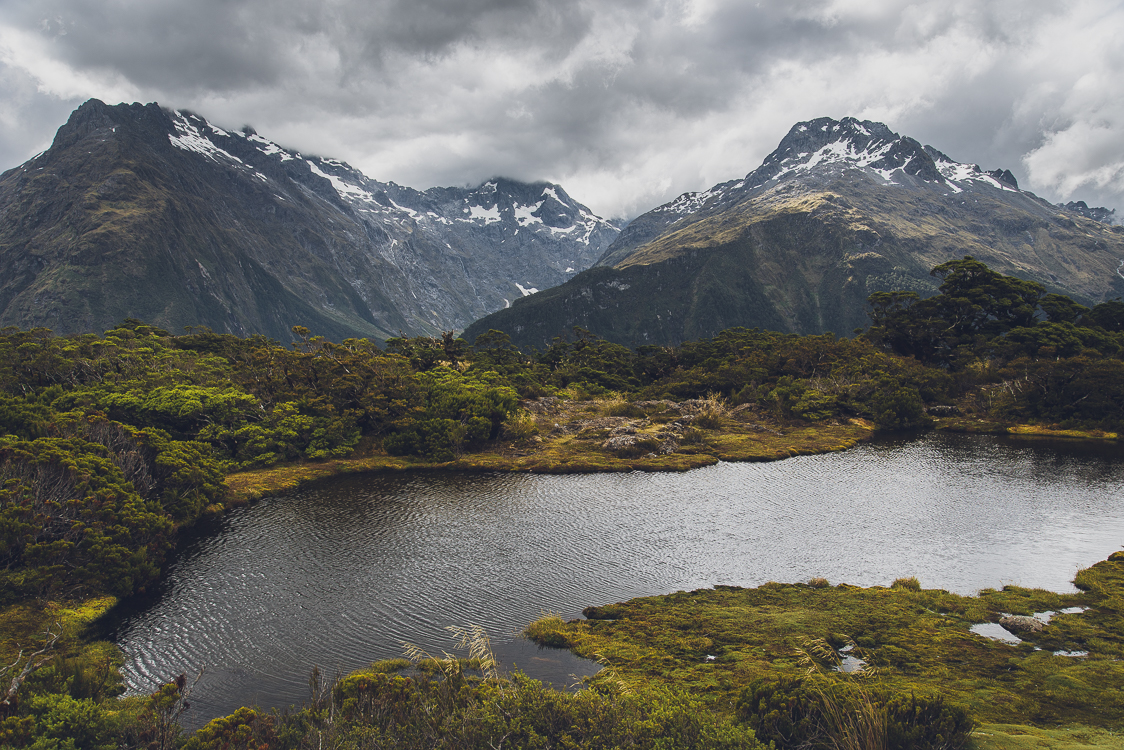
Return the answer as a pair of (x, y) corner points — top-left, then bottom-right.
(1, 0), (1121, 220)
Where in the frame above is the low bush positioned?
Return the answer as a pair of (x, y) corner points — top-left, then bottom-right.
(737, 676), (972, 750)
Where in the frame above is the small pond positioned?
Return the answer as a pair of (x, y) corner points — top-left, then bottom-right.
(102, 432), (1124, 724)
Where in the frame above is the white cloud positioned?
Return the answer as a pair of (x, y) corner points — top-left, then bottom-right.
(0, 23), (139, 102)
(1016, 1), (1124, 204)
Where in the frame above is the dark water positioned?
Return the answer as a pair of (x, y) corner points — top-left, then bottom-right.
(105, 432), (1124, 725)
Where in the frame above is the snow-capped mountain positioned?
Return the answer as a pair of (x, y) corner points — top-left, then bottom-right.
(599, 117), (1051, 267)
(0, 100), (619, 341)
(469, 117), (1124, 350)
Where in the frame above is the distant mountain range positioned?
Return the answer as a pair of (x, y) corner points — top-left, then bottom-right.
(0, 100), (619, 341)
(467, 117), (1124, 349)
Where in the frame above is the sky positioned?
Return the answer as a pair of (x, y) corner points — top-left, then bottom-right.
(1, 0), (1122, 221)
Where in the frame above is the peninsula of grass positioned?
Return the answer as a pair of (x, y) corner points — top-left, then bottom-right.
(224, 396), (876, 503)
(225, 399), (1119, 507)
(525, 551), (1124, 745)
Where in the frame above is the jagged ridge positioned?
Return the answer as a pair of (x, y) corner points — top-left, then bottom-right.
(467, 116), (1124, 350)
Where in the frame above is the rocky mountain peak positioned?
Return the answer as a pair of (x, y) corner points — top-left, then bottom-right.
(598, 115), (1039, 268)
(753, 117), (952, 186)
(0, 99), (620, 340)
(48, 100), (172, 155)
(1062, 200), (1117, 225)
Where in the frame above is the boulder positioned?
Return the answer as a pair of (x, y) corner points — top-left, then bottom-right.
(999, 615), (1045, 636)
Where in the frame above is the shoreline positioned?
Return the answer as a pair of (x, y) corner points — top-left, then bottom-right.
(63, 422), (1124, 750)
(225, 410), (1120, 507)
(224, 409), (877, 504)
(525, 550), (1124, 744)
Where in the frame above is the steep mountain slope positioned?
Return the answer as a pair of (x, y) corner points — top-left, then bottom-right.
(0, 100), (618, 341)
(466, 117), (1124, 350)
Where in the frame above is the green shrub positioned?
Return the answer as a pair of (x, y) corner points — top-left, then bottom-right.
(869, 381), (930, 431)
(183, 706), (277, 750)
(792, 389), (840, 422)
(736, 676), (972, 750)
(18, 693), (118, 750)
(276, 671), (764, 750)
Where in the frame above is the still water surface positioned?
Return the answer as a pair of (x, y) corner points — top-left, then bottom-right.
(105, 432), (1124, 724)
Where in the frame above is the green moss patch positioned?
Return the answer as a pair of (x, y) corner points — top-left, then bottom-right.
(527, 553), (1124, 732)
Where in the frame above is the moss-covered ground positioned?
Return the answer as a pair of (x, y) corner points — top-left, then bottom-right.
(526, 552), (1124, 745)
(0, 596), (123, 702)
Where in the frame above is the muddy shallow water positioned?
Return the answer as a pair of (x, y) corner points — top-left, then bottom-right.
(103, 431), (1124, 725)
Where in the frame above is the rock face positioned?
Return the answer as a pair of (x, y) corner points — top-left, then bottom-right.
(1062, 201), (1118, 225)
(465, 116), (1124, 350)
(0, 100), (619, 341)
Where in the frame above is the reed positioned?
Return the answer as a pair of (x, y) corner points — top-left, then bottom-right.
(796, 637), (887, 750)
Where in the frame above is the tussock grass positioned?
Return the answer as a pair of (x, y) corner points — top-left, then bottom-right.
(502, 409), (539, 440)
(691, 392), (729, 430)
(525, 612), (570, 648)
(402, 624), (501, 683)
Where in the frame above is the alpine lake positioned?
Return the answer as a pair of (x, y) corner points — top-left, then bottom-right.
(97, 431), (1124, 726)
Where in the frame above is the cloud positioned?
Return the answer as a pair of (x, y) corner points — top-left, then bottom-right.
(0, 0), (1122, 219)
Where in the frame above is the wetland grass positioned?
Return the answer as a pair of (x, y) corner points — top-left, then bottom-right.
(528, 552), (1124, 745)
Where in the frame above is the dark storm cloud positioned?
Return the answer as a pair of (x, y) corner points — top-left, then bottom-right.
(1, 0), (1121, 218)
(10, 0), (596, 92)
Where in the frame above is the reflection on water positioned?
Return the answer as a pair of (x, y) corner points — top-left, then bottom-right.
(104, 432), (1124, 725)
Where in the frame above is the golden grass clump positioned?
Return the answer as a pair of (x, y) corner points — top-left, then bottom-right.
(502, 410), (540, 440)
(692, 392), (729, 430)
(891, 576), (921, 591)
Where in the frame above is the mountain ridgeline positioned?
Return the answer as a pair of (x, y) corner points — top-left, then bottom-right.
(0, 100), (619, 342)
(466, 117), (1124, 350)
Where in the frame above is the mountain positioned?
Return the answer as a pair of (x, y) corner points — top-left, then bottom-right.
(0, 100), (619, 341)
(465, 116), (1124, 350)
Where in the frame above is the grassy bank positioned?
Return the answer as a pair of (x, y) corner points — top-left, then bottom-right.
(935, 417), (1119, 441)
(525, 551), (1124, 744)
(224, 396), (876, 502)
(226, 399), (1121, 507)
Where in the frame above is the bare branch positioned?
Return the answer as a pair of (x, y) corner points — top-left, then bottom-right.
(1, 624), (62, 706)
